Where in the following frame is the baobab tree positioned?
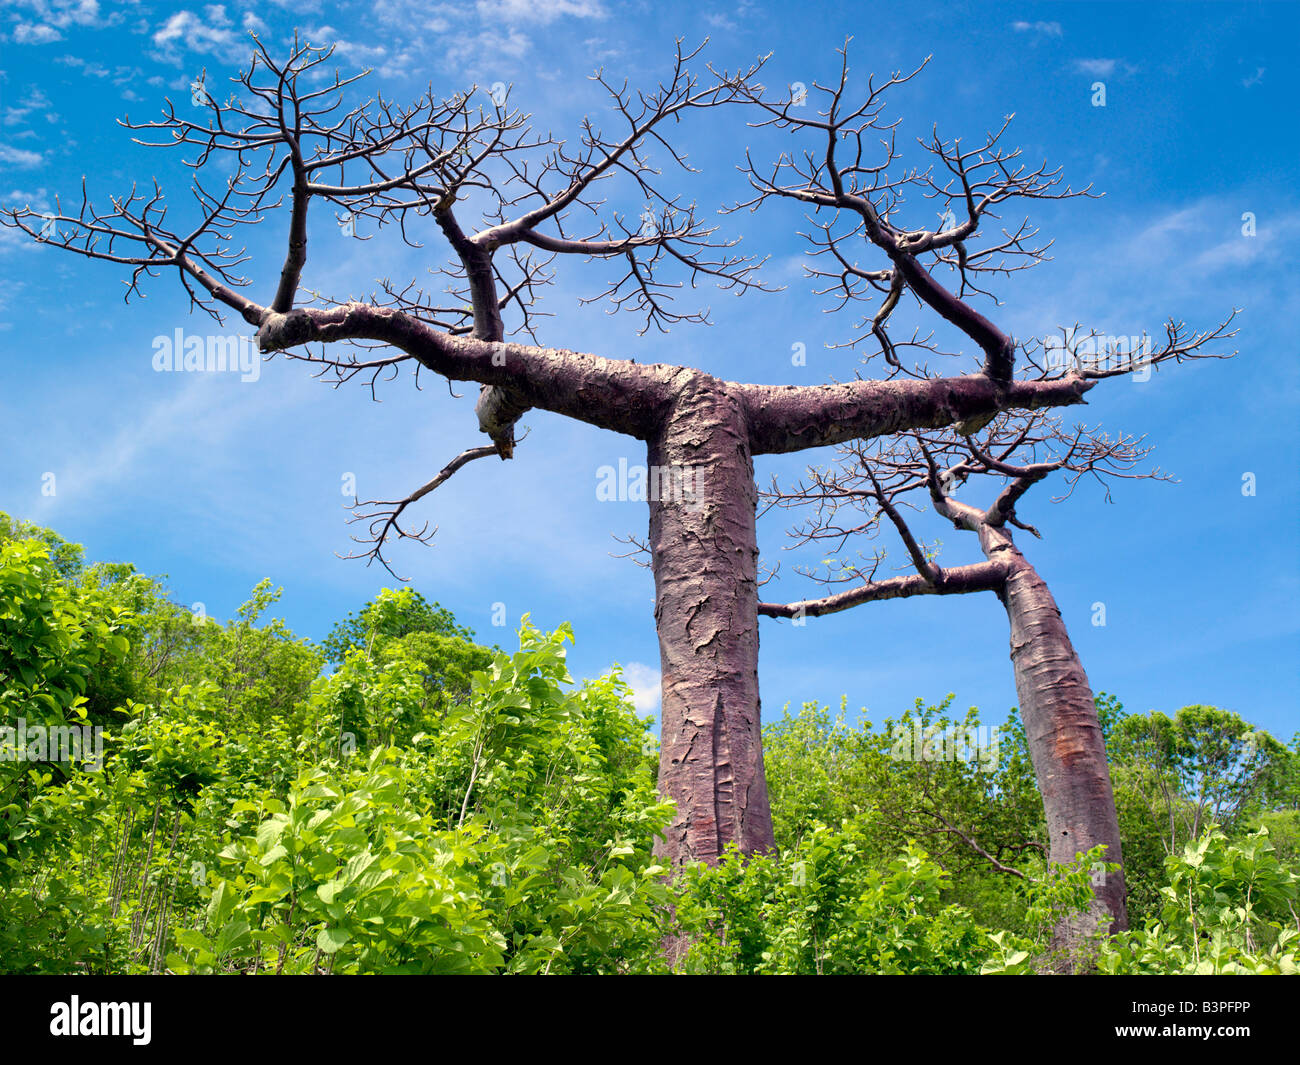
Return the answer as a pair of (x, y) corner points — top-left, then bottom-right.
(2, 37), (1233, 874)
(756, 410), (1217, 963)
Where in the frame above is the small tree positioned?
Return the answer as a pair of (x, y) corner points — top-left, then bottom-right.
(1111, 706), (1293, 852)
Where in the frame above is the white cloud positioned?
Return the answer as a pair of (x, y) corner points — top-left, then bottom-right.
(38, 0), (100, 26)
(0, 186), (49, 254)
(305, 25), (388, 67)
(152, 8), (229, 49)
(6, 0), (110, 43)
(475, 0), (606, 24)
(149, 6), (250, 67)
(27, 365), (306, 516)
(57, 54), (104, 74)
(3, 87), (55, 126)
(1, 185), (48, 207)
(1128, 200), (1269, 257)
(286, 0), (608, 79)
(1002, 196), (1300, 349)
(1181, 207), (1300, 273)
(582, 36), (621, 61)
(1011, 20), (1062, 37)
(13, 22), (62, 43)
(0, 143), (43, 166)
(58, 55), (140, 85)
(622, 661), (661, 713)
(471, 26), (530, 59)
(1075, 58), (1117, 77)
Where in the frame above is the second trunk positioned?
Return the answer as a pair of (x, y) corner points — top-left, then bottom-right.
(984, 526), (1129, 964)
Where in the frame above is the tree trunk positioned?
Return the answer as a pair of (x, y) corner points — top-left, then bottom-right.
(980, 526), (1129, 966)
(648, 376), (775, 868)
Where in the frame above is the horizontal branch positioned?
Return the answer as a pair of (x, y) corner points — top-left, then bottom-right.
(254, 302), (675, 439)
(740, 373), (1093, 455)
(758, 559), (1008, 618)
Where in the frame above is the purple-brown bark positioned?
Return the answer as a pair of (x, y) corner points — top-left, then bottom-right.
(648, 375), (773, 863)
(955, 507), (1128, 964)
(990, 527), (1128, 944)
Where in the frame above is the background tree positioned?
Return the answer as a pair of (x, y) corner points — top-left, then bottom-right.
(763, 695), (1048, 883)
(1111, 706), (1294, 852)
(756, 412), (1198, 960)
(1, 37), (1233, 871)
(322, 588), (476, 663)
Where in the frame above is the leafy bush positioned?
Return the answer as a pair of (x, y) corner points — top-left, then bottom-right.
(1097, 828), (1299, 974)
(1, 514), (1295, 975)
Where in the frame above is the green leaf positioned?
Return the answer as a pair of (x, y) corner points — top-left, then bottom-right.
(317, 927), (352, 953)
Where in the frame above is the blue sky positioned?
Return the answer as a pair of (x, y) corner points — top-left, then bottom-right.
(0, 0), (1296, 742)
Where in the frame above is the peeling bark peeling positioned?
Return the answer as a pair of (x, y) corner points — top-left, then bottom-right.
(965, 506), (1129, 957)
(649, 376), (774, 863)
(991, 528), (1128, 944)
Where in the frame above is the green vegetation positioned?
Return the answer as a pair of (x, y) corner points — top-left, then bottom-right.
(0, 515), (1295, 974)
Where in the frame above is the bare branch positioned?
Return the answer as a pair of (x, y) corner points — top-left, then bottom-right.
(341, 444), (498, 580)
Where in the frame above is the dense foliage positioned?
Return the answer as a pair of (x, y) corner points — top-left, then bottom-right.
(0, 514), (1295, 974)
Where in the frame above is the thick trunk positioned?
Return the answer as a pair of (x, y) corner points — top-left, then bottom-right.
(648, 376), (775, 867)
(981, 527), (1128, 965)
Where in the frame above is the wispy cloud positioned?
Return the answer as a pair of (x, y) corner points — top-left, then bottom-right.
(3, 87), (56, 127)
(1130, 201), (1300, 276)
(5, 0), (113, 44)
(475, 0), (606, 24)
(55, 53), (140, 87)
(28, 371), (268, 507)
(0, 143), (43, 166)
(148, 5), (253, 68)
(13, 21), (61, 43)
(1074, 58), (1116, 78)
(1011, 20), (1062, 38)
